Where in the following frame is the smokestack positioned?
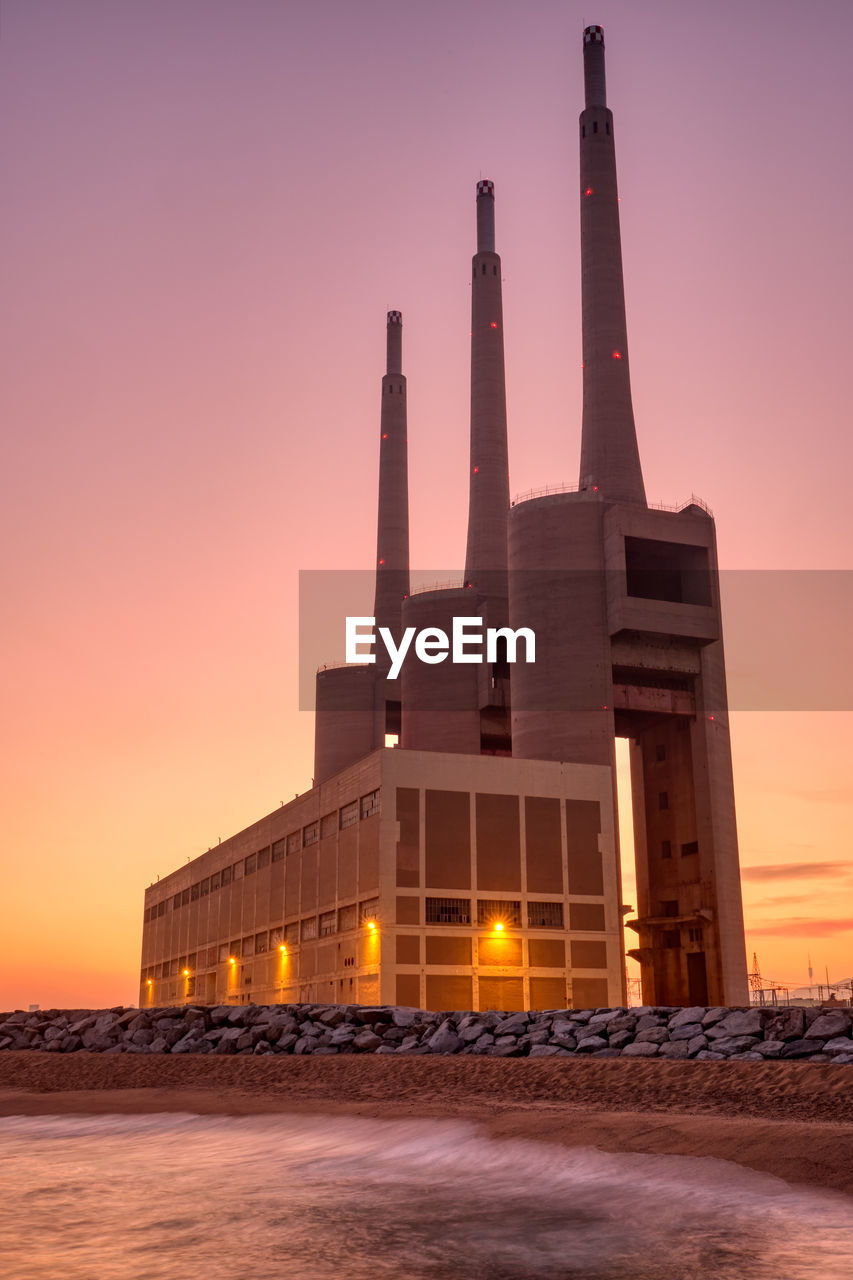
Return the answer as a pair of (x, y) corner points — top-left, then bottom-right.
(578, 25), (646, 505)
(464, 180), (509, 599)
(373, 310), (410, 653)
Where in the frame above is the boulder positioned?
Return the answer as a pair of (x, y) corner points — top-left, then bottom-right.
(805, 1012), (851, 1040)
(621, 1041), (659, 1057)
(669, 1007), (707, 1030)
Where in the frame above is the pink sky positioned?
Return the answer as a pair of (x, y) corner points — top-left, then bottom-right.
(2, 0), (852, 1009)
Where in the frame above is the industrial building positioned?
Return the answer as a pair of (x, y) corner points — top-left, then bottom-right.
(140, 26), (748, 1010)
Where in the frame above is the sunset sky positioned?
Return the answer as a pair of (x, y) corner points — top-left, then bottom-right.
(2, 0), (852, 1010)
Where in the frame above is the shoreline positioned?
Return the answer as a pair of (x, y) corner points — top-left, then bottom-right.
(2, 1053), (852, 1197)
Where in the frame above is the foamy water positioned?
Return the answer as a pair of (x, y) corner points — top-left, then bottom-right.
(0, 1113), (850, 1279)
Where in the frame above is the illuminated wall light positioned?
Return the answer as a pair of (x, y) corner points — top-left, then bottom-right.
(146, 979), (152, 986)
(279, 944), (287, 953)
(494, 922), (504, 933)
(228, 957), (236, 966)
(366, 920), (376, 931)
(183, 969), (189, 977)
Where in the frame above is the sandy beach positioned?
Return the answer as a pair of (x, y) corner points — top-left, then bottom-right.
(1, 1052), (851, 1198)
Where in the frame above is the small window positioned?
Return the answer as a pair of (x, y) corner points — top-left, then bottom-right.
(661, 840), (672, 859)
(272, 840), (285, 863)
(477, 899), (521, 926)
(233, 860), (244, 881)
(230, 939), (242, 958)
(286, 831), (300, 855)
(582, 124), (585, 137)
(425, 896), (471, 925)
(688, 927), (703, 943)
(242, 935), (255, 958)
(200, 878), (210, 897)
(186, 952), (197, 969)
(658, 791), (669, 811)
(320, 812), (337, 838)
(210, 871), (221, 891)
(284, 923), (299, 947)
(481, 263), (486, 274)
(244, 853), (257, 876)
(218, 943), (229, 962)
(527, 901), (563, 928)
(655, 744), (666, 762)
(359, 898), (379, 924)
(270, 926), (283, 947)
(360, 789), (380, 820)
(301, 917), (317, 941)
(605, 120), (610, 135)
(190, 883), (200, 902)
(220, 865), (232, 887)
(303, 822), (318, 847)
(593, 120), (598, 133)
(681, 840), (699, 857)
(181, 888), (190, 906)
(493, 265), (497, 275)
(319, 910), (336, 937)
(255, 931), (268, 953)
(172, 893), (181, 910)
(257, 846), (270, 869)
(338, 903), (358, 931)
(340, 801), (359, 830)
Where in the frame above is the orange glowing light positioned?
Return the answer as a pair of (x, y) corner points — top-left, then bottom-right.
(146, 979), (152, 985)
(494, 922), (504, 933)
(183, 969), (189, 977)
(367, 920), (376, 931)
(228, 957), (236, 965)
(279, 944), (286, 952)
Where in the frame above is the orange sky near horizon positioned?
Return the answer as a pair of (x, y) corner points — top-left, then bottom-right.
(2, 0), (852, 1010)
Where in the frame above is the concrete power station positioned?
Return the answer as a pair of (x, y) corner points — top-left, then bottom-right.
(139, 27), (749, 1013)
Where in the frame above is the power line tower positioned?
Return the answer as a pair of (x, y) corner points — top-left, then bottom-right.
(748, 952), (763, 1005)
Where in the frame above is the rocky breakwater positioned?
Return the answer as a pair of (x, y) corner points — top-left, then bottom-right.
(1, 1004), (852, 1061)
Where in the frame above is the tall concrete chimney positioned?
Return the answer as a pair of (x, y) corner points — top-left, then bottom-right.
(464, 180), (510, 596)
(374, 310), (410, 659)
(578, 25), (646, 505)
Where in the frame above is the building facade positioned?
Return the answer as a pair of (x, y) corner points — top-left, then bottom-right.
(139, 24), (748, 1010)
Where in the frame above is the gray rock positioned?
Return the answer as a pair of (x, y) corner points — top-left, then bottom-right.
(635, 1027), (669, 1045)
(694, 1050), (725, 1060)
(576, 1035), (609, 1053)
(528, 1044), (564, 1057)
(806, 1012), (851, 1040)
(591, 1048), (622, 1058)
(659, 1040), (690, 1059)
(621, 1041), (659, 1057)
(781, 1039), (826, 1059)
(352, 1029), (384, 1052)
(755, 1040), (786, 1058)
(670, 1023), (703, 1042)
(708, 1035), (760, 1055)
(687, 1034), (708, 1056)
(711, 1009), (764, 1037)
(822, 1036), (853, 1055)
(765, 1008), (805, 1041)
(494, 1013), (529, 1036)
(701, 1007), (729, 1027)
(669, 1007), (707, 1030)
(635, 1014), (665, 1031)
(608, 1030), (634, 1050)
(486, 1043), (521, 1057)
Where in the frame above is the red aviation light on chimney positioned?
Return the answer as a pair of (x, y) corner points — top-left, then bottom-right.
(612, 350), (622, 359)
(490, 322), (497, 329)
(378, 558), (385, 565)
(585, 187), (594, 196)
(473, 466), (479, 473)
(382, 433), (388, 439)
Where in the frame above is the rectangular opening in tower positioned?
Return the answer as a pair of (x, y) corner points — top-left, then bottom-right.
(624, 536), (712, 606)
(615, 736), (642, 1004)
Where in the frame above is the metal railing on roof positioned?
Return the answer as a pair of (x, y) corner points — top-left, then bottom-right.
(510, 482), (580, 506)
(408, 578), (467, 596)
(510, 482), (713, 518)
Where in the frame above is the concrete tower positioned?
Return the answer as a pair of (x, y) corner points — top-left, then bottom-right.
(314, 311), (410, 783)
(507, 25), (748, 1006)
(465, 180), (510, 595)
(578, 26), (645, 505)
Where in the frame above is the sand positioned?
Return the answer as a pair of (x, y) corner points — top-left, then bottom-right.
(1, 1052), (852, 1197)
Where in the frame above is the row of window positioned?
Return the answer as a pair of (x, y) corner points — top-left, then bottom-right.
(424, 897), (565, 928)
(144, 791), (381, 923)
(581, 120), (611, 137)
(141, 899), (380, 981)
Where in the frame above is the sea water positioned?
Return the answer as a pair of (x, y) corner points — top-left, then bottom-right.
(0, 1113), (849, 1279)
